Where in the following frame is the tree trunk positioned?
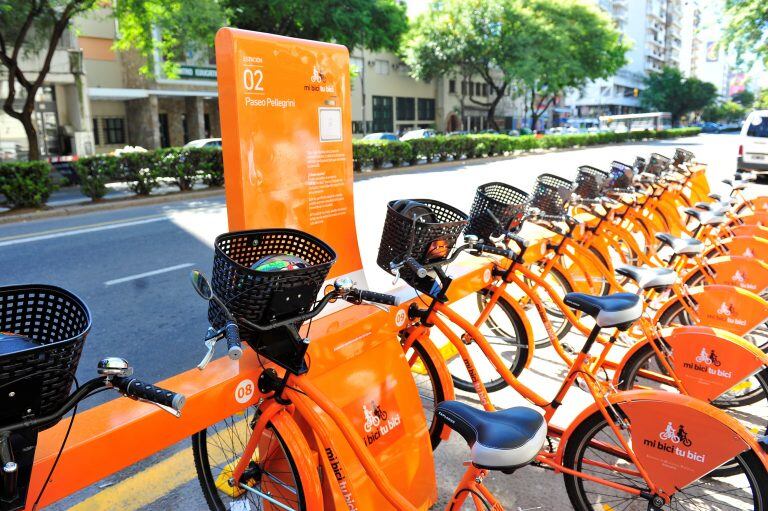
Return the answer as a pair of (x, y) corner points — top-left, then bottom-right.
(529, 90), (538, 130)
(486, 91), (504, 131)
(21, 112), (40, 161)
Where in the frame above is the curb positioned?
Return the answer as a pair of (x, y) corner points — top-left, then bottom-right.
(0, 188), (225, 225)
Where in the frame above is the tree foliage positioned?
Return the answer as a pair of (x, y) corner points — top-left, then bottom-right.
(756, 89), (768, 109)
(402, 0), (627, 131)
(702, 101), (747, 123)
(113, 0), (228, 77)
(731, 89), (755, 107)
(224, 0), (408, 54)
(724, 0), (768, 64)
(642, 67), (718, 126)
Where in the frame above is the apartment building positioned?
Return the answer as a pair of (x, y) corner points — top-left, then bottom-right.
(567, 0), (686, 117)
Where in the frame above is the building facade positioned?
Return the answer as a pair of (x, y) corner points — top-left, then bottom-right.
(567, 0), (686, 117)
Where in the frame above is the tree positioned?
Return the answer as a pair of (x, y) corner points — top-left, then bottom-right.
(521, 0), (628, 130)
(702, 101), (747, 123)
(223, 0), (408, 54)
(756, 89), (768, 109)
(724, 0), (768, 64)
(642, 67), (717, 126)
(0, 0), (98, 160)
(731, 89), (755, 107)
(402, 0), (538, 130)
(0, 0), (226, 160)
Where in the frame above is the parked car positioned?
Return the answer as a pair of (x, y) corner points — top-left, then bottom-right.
(546, 127), (566, 135)
(400, 129), (436, 141)
(507, 130), (520, 137)
(737, 110), (768, 178)
(184, 138), (222, 148)
(700, 122), (723, 133)
(362, 132), (398, 142)
(446, 131), (469, 137)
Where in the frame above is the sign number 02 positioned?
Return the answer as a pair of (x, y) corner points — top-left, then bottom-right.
(243, 68), (264, 92)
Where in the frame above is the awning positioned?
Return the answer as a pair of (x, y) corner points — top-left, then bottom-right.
(88, 88), (218, 100)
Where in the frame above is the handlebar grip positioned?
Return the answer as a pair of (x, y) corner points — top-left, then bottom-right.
(359, 290), (399, 306)
(224, 320), (243, 360)
(506, 233), (529, 248)
(537, 214), (566, 222)
(112, 376), (185, 411)
(404, 257), (428, 278)
(476, 244), (514, 259)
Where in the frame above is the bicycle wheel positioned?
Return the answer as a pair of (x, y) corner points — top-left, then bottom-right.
(192, 407), (307, 511)
(405, 338), (449, 449)
(562, 408), (768, 511)
(440, 290), (529, 392)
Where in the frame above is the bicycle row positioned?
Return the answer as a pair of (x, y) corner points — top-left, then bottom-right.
(2, 147), (767, 510)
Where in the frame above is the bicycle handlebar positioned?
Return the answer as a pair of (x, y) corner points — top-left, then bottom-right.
(404, 257), (428, 278)
(224, 320), (243, 360)
(111, 376), (186, 412)
(357, 289), (399, 306)
(474, 243), (516, 260)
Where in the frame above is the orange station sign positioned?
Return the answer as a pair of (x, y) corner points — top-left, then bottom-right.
(215, 28), (365, 287)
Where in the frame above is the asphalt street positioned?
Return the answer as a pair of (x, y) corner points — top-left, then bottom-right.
(0, 133), (748, 510)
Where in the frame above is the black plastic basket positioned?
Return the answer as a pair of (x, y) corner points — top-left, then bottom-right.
(209, 229), (336, 343)
(529, 173), (574, 215)
(604, 161), (634, 190)
(377, 199), (468, 283)
(674, 148), (694, 165)
(466, 182), (530, 241)
(646, 153), (671, 176)
(574, 166), (609, 199)
(633, 156), (647, 173)
(0, 285), (91, 430)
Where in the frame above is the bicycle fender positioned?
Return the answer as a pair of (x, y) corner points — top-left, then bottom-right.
(557, 390), (768, 496)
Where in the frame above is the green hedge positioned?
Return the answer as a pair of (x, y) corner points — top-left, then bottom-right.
(0, 161), (56, 209)
(75, 147), (224, 201)
(352, 127), (701, 171)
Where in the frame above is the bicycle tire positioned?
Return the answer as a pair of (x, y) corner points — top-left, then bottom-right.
(192, 409), (308, 511)
(406, 338), (450, 449)
(445, 291), (529, 392)
(562, 407), (768, 511)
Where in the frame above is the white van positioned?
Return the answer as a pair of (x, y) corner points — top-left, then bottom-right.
(738, 110), (768, 177)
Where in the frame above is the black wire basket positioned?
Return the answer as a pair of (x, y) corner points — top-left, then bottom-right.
(674, 148), (694, 165)
(377, 199), (468, 284)
(574, 166), (609, 200)
(528, 174), (574, 216)
(208, 229), (336, 345)
(466, 182), (530, 241)
(646, 153), (671, 177)
(604, 161), (634, 191)
(0, 285), (91, 430)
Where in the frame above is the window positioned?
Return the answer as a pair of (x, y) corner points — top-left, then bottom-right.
(475, 83), (482, 96)
(461, 81), (467, 95)
(418, 98), (435, 121)
(104, 118), (125, 144)
(396, 97), (415, 121)
(449, 79), (456, 94)
(92, 118), (100, 145)
(482, 84), (488, 96)
(372, 96), (393, 132)
(350, 57), (364, 73)
(747, 116), (768, 138)
(375, 59), (389, 75)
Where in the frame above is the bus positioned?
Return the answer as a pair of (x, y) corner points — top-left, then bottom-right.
(599, 112), (672, 132)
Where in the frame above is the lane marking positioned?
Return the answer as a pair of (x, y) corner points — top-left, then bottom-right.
(67, 446), (195, 511)
(105, 263), (195, 286)
(0, 215), (169, 247)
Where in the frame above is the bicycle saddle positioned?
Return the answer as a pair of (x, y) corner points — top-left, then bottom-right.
(694, 201), (731, 216)
(615, 264), (676, 291)
(563, 292), (642, 330)
(684, 208), (726, 226)
(655, 233), (704, 255)
(723, 179), (747, 191)
(436, 401), (546, 471)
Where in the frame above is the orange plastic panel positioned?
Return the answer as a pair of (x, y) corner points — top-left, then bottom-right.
(215, 28), (362, 282)
(663, 326), (767, 402)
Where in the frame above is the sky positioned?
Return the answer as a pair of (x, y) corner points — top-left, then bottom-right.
(405, 0), (429, 17)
